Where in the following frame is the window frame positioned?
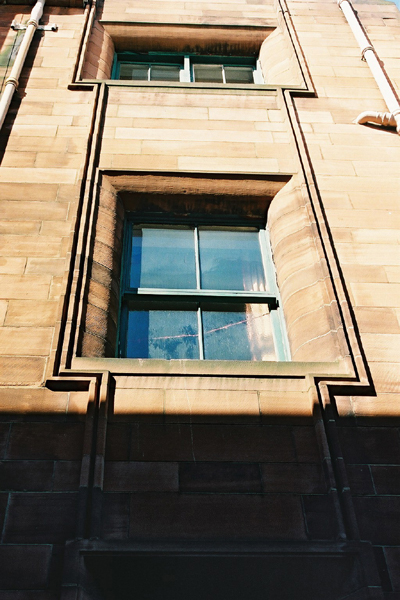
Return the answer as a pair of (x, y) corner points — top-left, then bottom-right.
(117, 215), (290, 362)
(112, 52), (264, 84)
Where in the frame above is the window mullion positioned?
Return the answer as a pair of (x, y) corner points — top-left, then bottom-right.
(197, 307), (204, 359)
(180, 56), (191, 82)
(194, 226), (201, 290)
(222, 66), (226, 84)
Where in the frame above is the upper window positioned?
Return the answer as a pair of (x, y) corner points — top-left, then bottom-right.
(113, 53), (264, 84)
(118, 221), (290, 361)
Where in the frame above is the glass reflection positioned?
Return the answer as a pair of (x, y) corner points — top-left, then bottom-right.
(130, 227), (197, 289)
(199, 230), (266, 291)
(126, 310), (199, 359)
(193, 65), (224, 83)
(224, 67), (254, 84)
(202, 304), (276, 361)
(120, 63), (149, 81)
(150, 65), (181, 81)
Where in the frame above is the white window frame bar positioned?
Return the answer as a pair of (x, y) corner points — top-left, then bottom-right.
(259, 229), (291, 361)
(180, 56), (191, 82)
(253, 60), (264, 84)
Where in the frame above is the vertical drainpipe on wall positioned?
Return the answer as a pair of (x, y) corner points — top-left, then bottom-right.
(338, 0), (400, 134)
(0, 0), (46, 132)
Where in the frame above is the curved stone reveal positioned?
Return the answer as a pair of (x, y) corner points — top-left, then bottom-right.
(80, 177), (123, 357)
(268, 177), (343, 362)
(259, 26), (304, 87)
(81, 20), (115, 80)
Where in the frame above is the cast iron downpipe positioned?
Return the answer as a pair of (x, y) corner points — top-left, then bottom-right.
(0, 0), (46, 131)
(338, 0), (400, 133)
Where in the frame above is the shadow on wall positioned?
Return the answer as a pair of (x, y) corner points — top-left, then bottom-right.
(0, 377), (399, 597)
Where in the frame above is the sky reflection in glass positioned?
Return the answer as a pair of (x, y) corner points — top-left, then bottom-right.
(124, 226), (281, 361)
(203, 305), (276, 361)
(127, 310), (199, 359)
(199, 230), (266, 291)
(130, 228), (196, 289)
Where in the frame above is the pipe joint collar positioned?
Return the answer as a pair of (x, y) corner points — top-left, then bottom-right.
(361, 46), (374, 61)
(391, 107), (400, 118)
(27, 18), (39, 28)
(380, 112), (394, 127)
(337, 0), (347, 8)
(30, 0), (45, 24)
(5, 76), (19, 89)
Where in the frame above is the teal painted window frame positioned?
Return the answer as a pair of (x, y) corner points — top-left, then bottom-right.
(117, 215), (290, 361)
(112, 52), (264, 84)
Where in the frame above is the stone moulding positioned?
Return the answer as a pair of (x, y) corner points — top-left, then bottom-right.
(77, 170), (293, 361)
(60, 166), (352, 377)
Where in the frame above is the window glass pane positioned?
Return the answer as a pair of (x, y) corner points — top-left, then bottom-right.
(119, 63), (149, 80)
(224, 66), (254, 84)
(126, 310), (199, 359)
(193, 64), (223, 83)
(198, 230), (266, 291)
(150, 65), (181, 81)
(202, 305), (276, 361)
(130, 227), (197, 289)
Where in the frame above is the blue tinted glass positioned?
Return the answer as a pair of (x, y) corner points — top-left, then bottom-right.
(198, 230), (266, 291)
(130, 227), (196, 289)
(126, 310), (199, 359)
(202, 305), (276, 361)
(119, 63), (149, 80)
(150, 65), (181, 81)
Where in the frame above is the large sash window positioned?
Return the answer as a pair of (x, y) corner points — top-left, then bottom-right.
(118, 221), (289, 361)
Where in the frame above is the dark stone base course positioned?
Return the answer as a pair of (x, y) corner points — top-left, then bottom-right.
(60, 539), (382, 600)
(0, 545), (52, 590)
(128, 492), (306, 540)
(3, 493), (79, 544)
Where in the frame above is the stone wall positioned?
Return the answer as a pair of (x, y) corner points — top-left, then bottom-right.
(0, 0), (399, 597)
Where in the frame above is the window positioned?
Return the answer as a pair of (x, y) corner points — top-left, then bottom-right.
(118, 220), (290, 361)
(113, 53), (264, 84)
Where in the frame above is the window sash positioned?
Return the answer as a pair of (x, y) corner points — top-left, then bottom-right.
(114, 54), (263, 85)
(118, 221), (290, 361)
(118, 62), (182, 82)
(121, 302), (277, 361)
(192, 64), (255, 84)
(127, 225), (273, 294)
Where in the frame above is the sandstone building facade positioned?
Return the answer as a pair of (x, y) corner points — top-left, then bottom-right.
(0, 0), (400, 597)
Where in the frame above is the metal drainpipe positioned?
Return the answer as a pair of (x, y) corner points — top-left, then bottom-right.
(0, 0), (46, 132)
(338, 0), (400, 134)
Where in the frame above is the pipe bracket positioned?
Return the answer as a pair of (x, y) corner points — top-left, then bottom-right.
(11, 20), (58, 32)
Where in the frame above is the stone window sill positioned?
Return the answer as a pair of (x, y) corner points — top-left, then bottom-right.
(71, 356), (350, 378)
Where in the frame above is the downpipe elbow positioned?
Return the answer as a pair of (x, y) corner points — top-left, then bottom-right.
(355, 110), (400, 133)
